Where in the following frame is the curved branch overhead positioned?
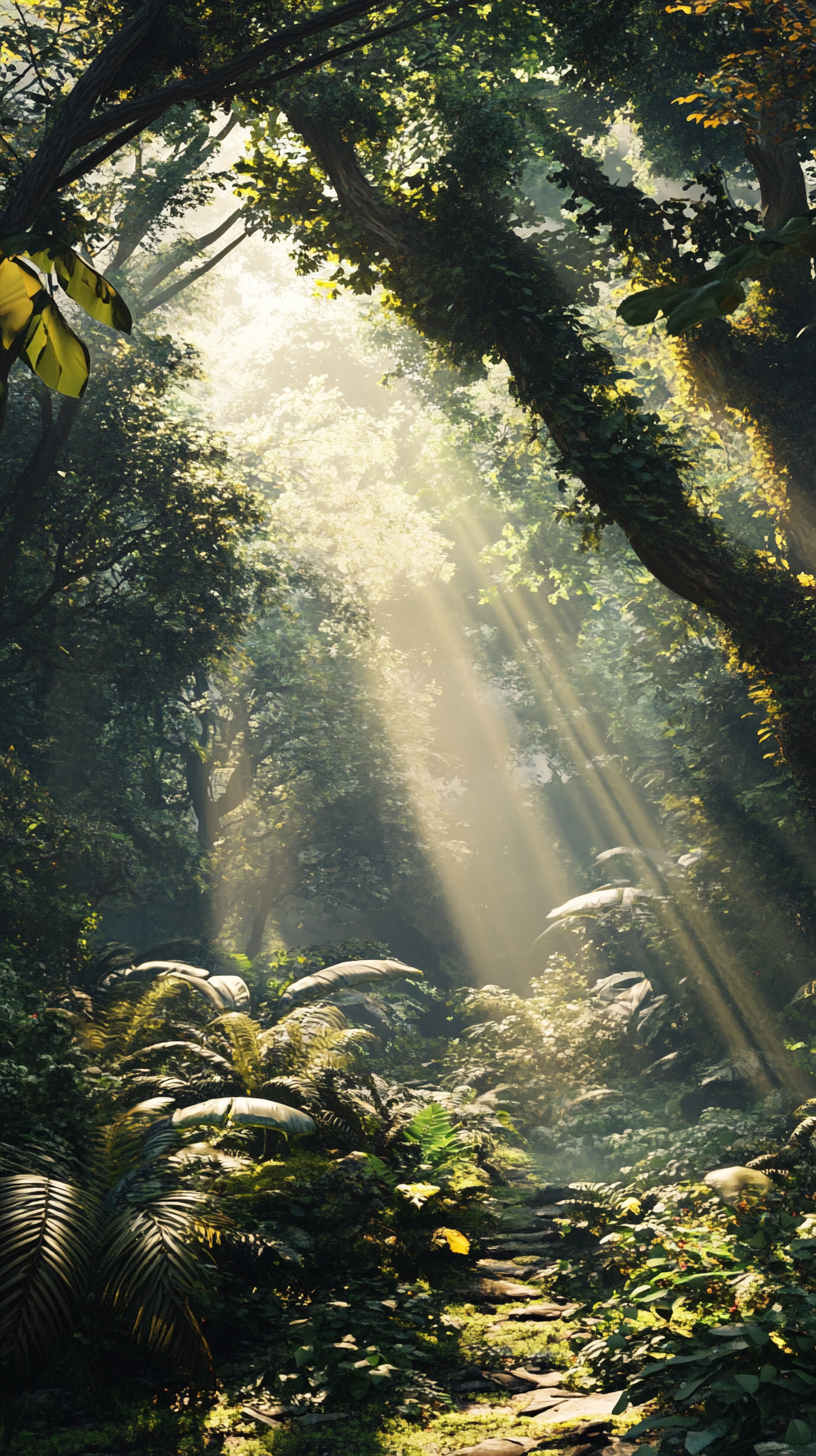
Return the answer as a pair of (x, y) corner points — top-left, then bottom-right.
(282, 105), (816, 814)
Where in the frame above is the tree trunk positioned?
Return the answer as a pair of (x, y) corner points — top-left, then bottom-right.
(283, 108), (816, 815)
(246, 848), (300, 960)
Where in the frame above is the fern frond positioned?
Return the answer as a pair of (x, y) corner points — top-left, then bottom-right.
(211, 1013), (263, 1093)
(0, 1174), (95, 1369)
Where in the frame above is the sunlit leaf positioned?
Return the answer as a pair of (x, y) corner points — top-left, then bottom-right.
(433, 1226), (470, 1254)
(0, 257), (40, 347)
(53, 250), (132, 332)
(23, 299), (89, 397)
(207, 974), (251, 1012)
(171, 1095), (315, 1135)
(278, 958), (422, 1011)
(664, 278), (746, 334)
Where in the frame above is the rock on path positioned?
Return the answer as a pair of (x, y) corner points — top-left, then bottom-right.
(506, 1303), (580, 1321)
(519, 1390), (627, 1422)
(456, 1277), (539, 1303)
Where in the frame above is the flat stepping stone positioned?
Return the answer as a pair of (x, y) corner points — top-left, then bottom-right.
(443, 1440), (545, 1456)
(489, 1372), (536, 1391)
(478, 1259), (535, 1277)
(519, 1390), (626, 1422)
(512, 1369), (572, 1387)
(506, 1303), (579, 1321)
(510, 1387), (577, 1407)
(457, 1277), (538, 1302)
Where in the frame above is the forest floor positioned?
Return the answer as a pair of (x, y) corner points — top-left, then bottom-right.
(1, 1176), (653, 1456)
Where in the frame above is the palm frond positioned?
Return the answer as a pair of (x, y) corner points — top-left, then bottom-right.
(97, 1190), (217, 1373)
(0, 1174), (95, 1369)
(116, 1041), (235, 1074)
(103, 1101), (179, 1191)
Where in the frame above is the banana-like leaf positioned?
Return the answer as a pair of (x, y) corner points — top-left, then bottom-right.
(0, 234), (132, 333)
(663, 278), (746, 335)
(0, 1174), (95, 1369)
(534, 885), (659, 943)
(127, 1096), (177, 1116)
(99, 960), (211, 990)
(98, 961), (250, 1015)
(135, 960), (212, 979)
(53, 250), (132, 332)
(23, 298), (89, 397)
(208, 974), (251, 1012)
(98, 1190), (214, 1369)
(618, 215), (816, 335)
(171, 1096), (315, 1135)
(0, 256), (40, 347)
(278, 959), (422, 1011)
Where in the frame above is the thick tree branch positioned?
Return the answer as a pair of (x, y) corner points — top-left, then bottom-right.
(287, 109), (816, 812)
(138, 229), (247, 315)
(0, 0), (166, 233)
(140, 208), (244, 294)
(283, 100), (419, 255)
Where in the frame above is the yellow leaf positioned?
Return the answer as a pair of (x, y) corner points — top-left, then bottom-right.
(24, 300), (90, 397)
(53, 249), (132, 333)
(0, 257), (40, 347)
(619, 1197), (642, 1216)
(395, 1182), (440, 1208)
(434, 1226), (470, 1254)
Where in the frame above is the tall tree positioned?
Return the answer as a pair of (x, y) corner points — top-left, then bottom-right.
(226, 1), (816, 816)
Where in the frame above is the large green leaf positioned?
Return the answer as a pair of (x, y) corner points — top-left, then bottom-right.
(207, 974), (251, 1012)
(171, 1096), (315, 1135)
(278, 959), (422, 1011)
(618, 215), (816, 335)
(0, 1174), (95, 1369)
(534, 885), (658, 942)
(664, 278), (746, 335)
(98, 960), (250, 1014)
(0, 256), (41, 347)
(0, 234), (132, 333)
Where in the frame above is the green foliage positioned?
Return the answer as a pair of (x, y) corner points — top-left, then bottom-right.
(278, 960), (423, 1013)
(279, 1283), (444, 1407)
(0, 960), (93, 1153)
